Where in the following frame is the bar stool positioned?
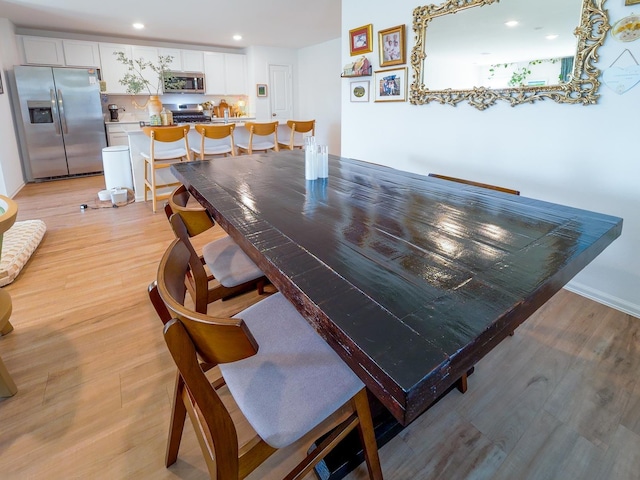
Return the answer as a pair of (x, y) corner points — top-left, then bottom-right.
(236, 121), (279, 155)
(150, 238), (384, 480)
(192, 124), (236, 159)
(278, 119), (315, 150)
(142, 125), (191, 213)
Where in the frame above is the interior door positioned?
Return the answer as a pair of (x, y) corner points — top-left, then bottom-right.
(269, 64), (292, 121)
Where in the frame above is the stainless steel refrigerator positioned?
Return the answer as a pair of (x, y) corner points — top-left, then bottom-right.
(12, 66), (106, 181)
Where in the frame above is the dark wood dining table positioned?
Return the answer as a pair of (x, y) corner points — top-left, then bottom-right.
(172, 150), (622, 427)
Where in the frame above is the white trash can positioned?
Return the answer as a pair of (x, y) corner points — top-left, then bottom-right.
(102, 145), (133, 191)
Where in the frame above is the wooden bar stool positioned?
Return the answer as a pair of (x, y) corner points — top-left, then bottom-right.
(192, 124), (236, 159)
(237, 121), (279, 155)
(278, 119), (315, 150)
(142, 125), (191, 213)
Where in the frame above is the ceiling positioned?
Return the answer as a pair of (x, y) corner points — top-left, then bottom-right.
(0, 0), (342, 50)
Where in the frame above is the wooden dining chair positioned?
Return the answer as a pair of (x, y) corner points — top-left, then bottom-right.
(151, 238), (384, 480)
(237, 121), (279, 155)
(0, 195), (19, 397)
(192, 124), (236, 159)
(142, 125), (192, 213)
(278, 119), (315, 150)
(164, 185), (266, 314)
(428, 173), (520, 196)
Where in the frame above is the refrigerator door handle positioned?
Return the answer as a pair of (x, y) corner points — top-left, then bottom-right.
(57, 89), (69, 135)
(50, 88), (61, 135)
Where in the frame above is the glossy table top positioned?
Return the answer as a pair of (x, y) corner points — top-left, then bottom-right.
(172, 151), (622, 425)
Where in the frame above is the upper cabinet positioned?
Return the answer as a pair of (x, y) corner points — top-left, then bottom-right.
(98, 43), (133, 94)
(158, 48), (204, 72)
(20, 36), (65, 65)
(19, 36), (100, 67)
(204, 52), (247, 95)
(131, 45), (162, 93)
(62, 40), (101, 67)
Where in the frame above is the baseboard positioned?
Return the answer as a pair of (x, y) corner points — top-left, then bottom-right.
(564, 282), (640, 319)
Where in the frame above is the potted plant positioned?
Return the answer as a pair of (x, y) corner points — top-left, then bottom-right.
(114, 52), (184, 124)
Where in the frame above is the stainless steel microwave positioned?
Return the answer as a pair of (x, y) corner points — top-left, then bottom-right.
(164, 71), (205, 94)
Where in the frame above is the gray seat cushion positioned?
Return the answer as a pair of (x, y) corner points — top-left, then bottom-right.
(202, 236), (263, 287)
(220, 293), (364, 449)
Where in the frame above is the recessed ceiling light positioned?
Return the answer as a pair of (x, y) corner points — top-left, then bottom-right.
(133, 23), (145, 30)
(505, 20), (519, 27)
(233, 34), (242, 41)
(545, 34), (559, 40)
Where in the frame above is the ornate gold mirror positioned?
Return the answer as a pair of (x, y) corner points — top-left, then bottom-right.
(410, 0), (610, 110)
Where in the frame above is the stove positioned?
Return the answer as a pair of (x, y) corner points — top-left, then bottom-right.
(166, 103), (211, 123)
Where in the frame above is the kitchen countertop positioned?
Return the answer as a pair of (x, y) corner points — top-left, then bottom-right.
(104, 113), (255, 125)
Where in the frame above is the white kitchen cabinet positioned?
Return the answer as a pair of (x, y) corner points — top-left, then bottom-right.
(224, 54), (247, 95)
(203, 52), (226, 94)
(105, 122), (140, 146)
(157, 48), (182, 71)
(63, 40), (101, 67)
(182, 51), (204, 72)
(131, 46), (161, 94)
(159, 48), (204, 72)
(20, 36), (65, 65)
(99, 43), (132, 94)
(203, 52), (247, 95)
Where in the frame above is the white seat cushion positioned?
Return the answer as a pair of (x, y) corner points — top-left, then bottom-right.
(0, 220), (46, 287)
(237, 140), (275, 151)
(202, 236), (263, 287)
(192, 144), (233, 156)
(141, 147), (188, 160)
(221, 293), (364, 449)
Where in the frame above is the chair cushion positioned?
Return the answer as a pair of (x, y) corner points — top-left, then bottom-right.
(141, 148), (188, 160)
(0, 220), (46, 287)
(237, 141), (275, 151)
(192, 145), (233, 156)
(220, 292), (364, 449)
(202, 236), (263, 287)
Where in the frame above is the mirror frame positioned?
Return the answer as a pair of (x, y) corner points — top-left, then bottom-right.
(410, 0), (610, 110)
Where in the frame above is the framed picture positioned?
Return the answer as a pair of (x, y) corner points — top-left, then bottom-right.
(625, 0), (640, 5)
(350, 80), (370, 102)
(378, 25), (406, 67)
(349, 24), (373, 56)
(374, 67), (407, 102)
(0, 72), (3, 95)
(257, 84), (267, 97)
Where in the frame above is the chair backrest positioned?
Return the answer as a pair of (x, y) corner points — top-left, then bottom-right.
(244, 121), (278, 137)
(194, 124), (236, 159)
(143, 125), (192, 161)
(156, 238), (261, 478)
(167, 185), (214, 237)
(282, 120), (315, 149)
(428, 173), (520, 196)
(0, 196), (18, 264)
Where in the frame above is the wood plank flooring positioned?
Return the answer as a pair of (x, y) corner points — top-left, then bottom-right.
(0, 175), (638, 480)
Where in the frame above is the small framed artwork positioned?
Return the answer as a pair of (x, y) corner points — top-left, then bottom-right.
(350, 24), (373, 56)
(378, 25), (406, 67)
(257, 84), (268, 97)
(625, 0), (640, 5)
(350, 80), (370, 102)
(374, 67), (408, 102)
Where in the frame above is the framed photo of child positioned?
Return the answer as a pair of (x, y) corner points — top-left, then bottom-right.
(378, 25), (406, 67)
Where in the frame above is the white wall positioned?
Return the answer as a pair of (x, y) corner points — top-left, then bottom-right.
(0, 18), (26, 198)
(341, 0), (640, 317)
(297, 38), (342, 155)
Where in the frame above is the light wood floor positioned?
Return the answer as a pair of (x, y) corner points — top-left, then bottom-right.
(0, 175), (638, 480)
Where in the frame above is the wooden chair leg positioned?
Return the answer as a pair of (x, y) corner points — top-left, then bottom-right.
(0, 356), (17, 397)
(165, 371), (187, 467)
(354, 389), (384, 480)
(456, 372), (468, 394)
(0, 320), (13, 336)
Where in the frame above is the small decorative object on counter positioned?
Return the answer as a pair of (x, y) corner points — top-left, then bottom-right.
(305, 136), (317, 180)
(160, 108), (173, 126)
